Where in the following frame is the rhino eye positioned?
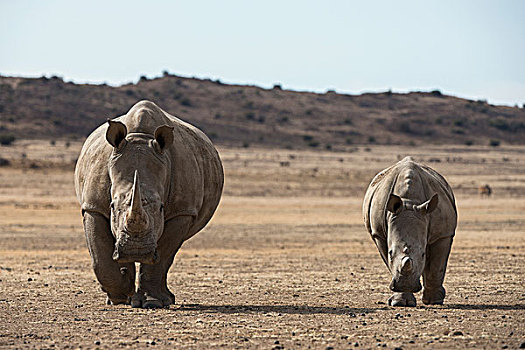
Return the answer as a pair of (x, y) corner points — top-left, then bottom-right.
(388, 249), (393, 259)
(110, 202), (115, 211)
(160, 204), (164, 213)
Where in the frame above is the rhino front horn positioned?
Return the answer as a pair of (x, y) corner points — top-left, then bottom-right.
(401, 256), (413, 274)
(125, 170), (149, 233)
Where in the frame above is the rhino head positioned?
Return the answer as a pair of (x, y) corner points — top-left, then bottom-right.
(105, 120), (174, 265)
(385, 193), (438, 293)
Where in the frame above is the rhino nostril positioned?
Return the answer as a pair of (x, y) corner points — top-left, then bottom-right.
(401, 256), (413, 273)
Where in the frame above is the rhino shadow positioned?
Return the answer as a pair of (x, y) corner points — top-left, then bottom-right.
(177, 304), (383, 315)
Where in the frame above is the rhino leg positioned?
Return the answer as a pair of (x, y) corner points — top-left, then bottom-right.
(83, 212), (135, 305)
(388, 292), (416, 307)
(132, 216), (192, 309)
(422, 236), (453, 305)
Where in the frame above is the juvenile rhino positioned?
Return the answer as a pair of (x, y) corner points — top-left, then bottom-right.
(363, 157), (456, 306)
(75, 100), (223, 308)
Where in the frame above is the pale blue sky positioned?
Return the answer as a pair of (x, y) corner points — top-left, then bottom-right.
(1, 0), (524, 105)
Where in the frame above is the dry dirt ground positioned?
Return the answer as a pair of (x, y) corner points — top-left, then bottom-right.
(0, 141), (524, 349)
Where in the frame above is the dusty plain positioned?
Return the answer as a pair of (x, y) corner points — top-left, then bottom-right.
(0, 141), (524, 349)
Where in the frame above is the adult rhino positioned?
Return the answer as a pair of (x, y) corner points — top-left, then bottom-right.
(75, 100), (223, 308)
(363, 157), (456, 307)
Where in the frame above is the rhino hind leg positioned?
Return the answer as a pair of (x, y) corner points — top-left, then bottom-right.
(83, 212), (136, 305)
(388, 292), (417, 307)
(422, 236), (453, 305)
(132, 216), (192, 309)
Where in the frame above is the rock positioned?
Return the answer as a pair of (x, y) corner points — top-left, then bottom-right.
(519, 341), (525, 348)
(94, 340), (101, 345)
(452, 331), (463, 336)
(354, 342), (359, 347)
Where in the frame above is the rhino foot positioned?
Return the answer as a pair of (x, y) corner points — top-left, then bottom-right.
(422, 286), (445, 305)
(388, 292), (416, 307)
(131, 290), (174, 309)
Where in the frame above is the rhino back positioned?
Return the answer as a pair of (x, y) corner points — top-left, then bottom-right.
(363, 157), (457, 243)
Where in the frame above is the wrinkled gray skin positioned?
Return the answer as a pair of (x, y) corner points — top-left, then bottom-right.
(75, 100), (223, 308)
(363, 157), (457, 307)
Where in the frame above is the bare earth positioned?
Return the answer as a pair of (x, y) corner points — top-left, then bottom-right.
(0, 141), (524, 349)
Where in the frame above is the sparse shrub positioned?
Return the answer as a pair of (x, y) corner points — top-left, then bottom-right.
(303, 135), (313, 142)
(52, 119), (62, 126)
(0, 158), (10, 166)
(398, 122), (412, 134)
(242, 142), (250, 148)
(273, 84), (282, 90)
(0, 134), (15, 146)
(139, 75), (148, 82)
(278, 116), (289, 123)
(215, 113), (222, 119)
(345, 138), (353, 145)
(435, 117), (443, 125)
(308, 141), (320, 148)
(305, 109), (314, 116)
(325, 144), (332, 150)
(451, 128), (465, 135)
(489, 139), (500, 147)
(431, 90), (442, 97)
(50, 140), (56, 146)
(65, 141), (71, 148)
(257, 116), (266, 124)
(180, 98), (192, 106)
(244, 101), (254, 109)
(209, 132), (218, 140)
(245, 112), (255, 120)
(453, 119), (465, 127)
(465, 140), (473, 146)
(125, 89), (134, 96)
(343, 118), (353, 125)
(368, 136), (376, 143)
(162, 70), (170, 77)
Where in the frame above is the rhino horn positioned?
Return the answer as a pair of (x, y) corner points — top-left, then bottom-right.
(401, 256), (413, 274)
(125, 171), (149, 232)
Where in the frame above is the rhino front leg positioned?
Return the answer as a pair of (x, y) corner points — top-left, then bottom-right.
(422, 236), (453, 305)
(132, 216), (192, 308)
(83, 212), (135, 305)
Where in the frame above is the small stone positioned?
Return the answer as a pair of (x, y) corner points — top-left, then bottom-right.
(519, 341), (525, 349)
(274, 340), (280, 344)
(326, 347), (334, 350)
(409, 340), (415, 344)
(395, 347), (403, 350)
(150, 341), (156, 345)
(452, 331), (463, 336)
(94, 340), (101, 345)
(501, 345), (508, 349)
(340, 335), (348, 339)
(354, 342), (359, 347)
(27, 278), (33, 282)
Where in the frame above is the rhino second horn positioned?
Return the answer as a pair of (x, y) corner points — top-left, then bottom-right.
(125, 171), (149, 232)
(401, 256), (413, 274)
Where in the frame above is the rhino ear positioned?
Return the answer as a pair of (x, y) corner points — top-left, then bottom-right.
(153, 125), (174, 153)
(416, 193), (439, 214)
(106, 120), (127, 148)
(386, 194), (403, 214)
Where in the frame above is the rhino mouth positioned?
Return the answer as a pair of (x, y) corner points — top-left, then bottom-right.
(112, 236), (159, 264)
(390, 278), (422, 293)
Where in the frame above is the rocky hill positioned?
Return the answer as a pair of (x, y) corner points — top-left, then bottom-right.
(1, 74), (524, 150)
